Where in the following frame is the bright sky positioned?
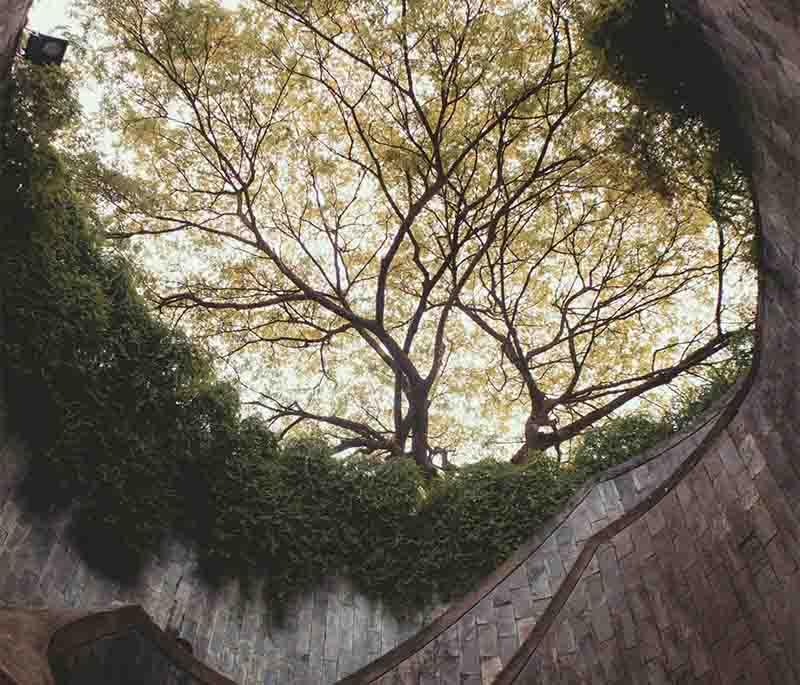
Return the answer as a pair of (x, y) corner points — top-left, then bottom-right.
(28, 0), (67, 32)
(28, 0), (243, 31)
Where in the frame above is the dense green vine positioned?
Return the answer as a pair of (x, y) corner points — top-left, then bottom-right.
(1, 63), (746, 619)
(584, 0), (751, 171)
(582, 0), (758, 265)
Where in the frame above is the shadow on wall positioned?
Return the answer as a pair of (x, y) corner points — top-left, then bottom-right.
(0, 605), (235, 685)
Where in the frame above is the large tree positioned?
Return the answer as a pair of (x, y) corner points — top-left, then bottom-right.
(76, 0), (754, 471)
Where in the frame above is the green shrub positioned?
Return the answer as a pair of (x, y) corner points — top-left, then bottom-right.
(572, 413), (670, 477)
(2, 62), (247, 580)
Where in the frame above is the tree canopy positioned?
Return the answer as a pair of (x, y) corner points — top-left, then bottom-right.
(68, 0), (756, 472)
(1, 2), (755, 614)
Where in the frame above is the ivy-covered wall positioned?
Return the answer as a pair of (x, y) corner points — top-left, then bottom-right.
(4, 1), (797, 683)
(0, 60), (613, 685)
(0, 55), (436, 685)
(0, 354), (742, 685)
(0, 435), (428, 685)
(337, 389), (742, 685)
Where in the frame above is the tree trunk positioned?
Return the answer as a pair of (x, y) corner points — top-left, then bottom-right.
(510, 422), (559, 465)
(407, 385), (434, 474)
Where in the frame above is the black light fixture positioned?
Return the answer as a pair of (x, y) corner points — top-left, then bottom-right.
(24, 32), (69, 66)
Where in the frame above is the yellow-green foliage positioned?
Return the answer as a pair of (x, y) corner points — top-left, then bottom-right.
(0, 69), (579, 613)
(1, 64), (745, 618)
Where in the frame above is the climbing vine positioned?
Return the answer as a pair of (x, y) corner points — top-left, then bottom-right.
(583, 0), (759, 266)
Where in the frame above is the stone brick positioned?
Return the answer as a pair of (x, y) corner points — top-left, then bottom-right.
(555, 618), (576, 657)
(766, 534), (798, 579)
(495, 602), (515, 639)
(765, 650), (800, 685)
(497, 634), (517, 666)
(629, 519), (654, 564)
(525, 559), (552, 600)
(515, 616), (536, 643)
(612, 528), (634, 560)
(477, 622), (498, 659)
(510, 586), (533, 620)
(750, 499), (779, 545)
(753, 562), (781, 598)
(597, 545), (624, 610)
(598, 481), (624, 519)
(631, 464), (655, 495)
(687, 631), (712, 679)
(505, 564), (527, 591)
(636, 618), (664, 665)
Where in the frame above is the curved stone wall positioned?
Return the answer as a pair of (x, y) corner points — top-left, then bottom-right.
(498, 403), (800, 684)
(337, 390), (743, 685)
(334, 0), (800, 682)
(0, 351), (746, 685)
(2, 0), (799, 683)
(0, 380), (742, 685)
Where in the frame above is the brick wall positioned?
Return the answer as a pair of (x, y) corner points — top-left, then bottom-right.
(342, 392), (738, 685)
(0, 385), (741, 685)
(507, 406), (800, 684)
(0, 436), (430, 684)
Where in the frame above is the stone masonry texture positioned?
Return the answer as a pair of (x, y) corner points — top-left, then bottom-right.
(2, 0), (800, 683)
(0, 437), (429, 685)
(343, 396), (733, 685)
(0, 0), (32, 80)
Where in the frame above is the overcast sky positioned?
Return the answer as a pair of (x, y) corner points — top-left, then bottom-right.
(28, 0), (70, 35)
